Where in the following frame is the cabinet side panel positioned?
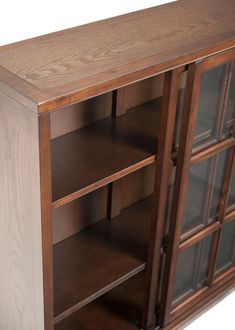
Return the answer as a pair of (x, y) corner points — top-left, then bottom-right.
(0, 91), (44, 330)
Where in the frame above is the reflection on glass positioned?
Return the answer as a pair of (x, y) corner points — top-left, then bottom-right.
(209, 150), (228, 218)
(182, 150), (228, 235)
(193, 65), (226, 151)
(223, 61), (235, 137)
(173, 235), (212, 305)
(228, 163), (235, 209)
(216, 220), (235, 274)
(182, 159), (211, 234)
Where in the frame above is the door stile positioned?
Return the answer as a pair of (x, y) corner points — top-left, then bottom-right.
(143, 67), (184, 329)
(207, 146), (235, 286)
(158, 63), (202, 327)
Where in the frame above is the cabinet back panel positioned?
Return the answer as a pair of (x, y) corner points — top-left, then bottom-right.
(50, 93), (113, 139)
(53, 165), (155, 244)
(50, 75), (164, 139)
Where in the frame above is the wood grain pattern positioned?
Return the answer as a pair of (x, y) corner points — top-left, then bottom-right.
(0, 90), (44, 329)
(0, 0), (235, 111)
(1, 2), (235, 329)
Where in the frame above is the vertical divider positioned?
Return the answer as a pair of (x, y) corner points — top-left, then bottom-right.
(39, 113), (54, 330)
(107, 89), (127, 220)
(206, 105), (235, 287)
(112, 88), (128, 117)
(143, 67), (184, 329)
(215, 63), (232, 139)
(217, 62), (233, 138)
(158, 63), (201, 327)
(206, 146), (235, 286)
(107, 181), (122, 219)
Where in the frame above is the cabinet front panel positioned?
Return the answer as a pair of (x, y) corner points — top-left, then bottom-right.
(159, 50), (235, 327)
(216, 219), (235, 275)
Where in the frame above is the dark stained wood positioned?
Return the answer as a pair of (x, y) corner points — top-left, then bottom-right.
(163, 276), (235, 329)
(179, 221), (221, 252)
(191, 137), (235, 164)
(52, 98), (161, 208)
(50, 92), (113, 139)
(39, 114), (54, 330)
(107, 181), (122, 219)
(54, 197), (152, 322)
(161, 51), (235, 327)
(213, 265), (235, 285)
(206, 148), (235, 286)
(0, 1), (235, 112)
(169, 273), (235, 325)
(163, 48), (235, 327)
(1, 2), (235, 329)
(114, 89), (128, 117)
(143, 67), (184, 329)
(55, 272), (145, 330)
(114, 75), (164, 117)
(196, 47), (235, 72)
(225, 209), (235, 223)
(52, 165), (155, 244)
(159, 63), (200, 327)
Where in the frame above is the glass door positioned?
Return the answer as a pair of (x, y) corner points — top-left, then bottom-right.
(158, 48), (235, 328)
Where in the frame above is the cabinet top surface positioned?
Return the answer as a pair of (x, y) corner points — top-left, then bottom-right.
(0, 0), (235, 112)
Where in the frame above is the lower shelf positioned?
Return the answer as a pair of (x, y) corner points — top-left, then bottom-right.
(55, 272), (145, 330)
(54, 197), (152, 321)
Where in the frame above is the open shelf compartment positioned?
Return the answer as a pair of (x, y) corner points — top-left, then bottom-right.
(53, 196), (153, 323)
(55, 271), (145, 330)
(51, 98), (161, 208)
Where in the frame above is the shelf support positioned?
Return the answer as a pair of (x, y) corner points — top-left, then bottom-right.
(112, 88), (128, 117)
(107, 181), (122, 219)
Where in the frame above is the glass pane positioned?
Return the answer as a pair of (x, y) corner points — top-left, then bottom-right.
(216, 220), (235, 274)
(173, 235), (212, 305)
(182, 150), (228, 235)
(193, 65), (226, 151)
(182, 159), (211, 234)
(223, 61), (235, 137)
(209, 150), (228, 218)
(228, 162), (235, 209)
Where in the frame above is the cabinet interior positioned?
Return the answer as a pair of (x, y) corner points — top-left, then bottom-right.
(50, 73), (165, 328)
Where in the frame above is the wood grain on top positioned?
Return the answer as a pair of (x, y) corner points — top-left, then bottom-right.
(0, 0), (235, 112)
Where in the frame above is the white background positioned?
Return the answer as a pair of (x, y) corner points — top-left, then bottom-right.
(0, 0), (234, 329)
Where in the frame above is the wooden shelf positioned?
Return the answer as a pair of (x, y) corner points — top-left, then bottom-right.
(53, 197), (152, 322)
(55, 271), (145, 330)
(51, 99), (161, 208)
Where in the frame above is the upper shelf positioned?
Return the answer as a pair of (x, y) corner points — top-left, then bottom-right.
(0, 0), (235, 112)
(51, 99), (160, 208)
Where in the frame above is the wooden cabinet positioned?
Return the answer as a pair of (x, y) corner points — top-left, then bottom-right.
(0, 1), (235, 329)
